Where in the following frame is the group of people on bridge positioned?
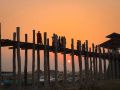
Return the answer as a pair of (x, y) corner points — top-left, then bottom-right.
(37, 31), (67, 48)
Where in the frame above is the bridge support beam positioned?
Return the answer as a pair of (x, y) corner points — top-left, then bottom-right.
(47, 38), (50, 85)
(13, 32), (16, 90)
(32, 30), (35, 89)
(116, 51), (120, 79)
(98, 47), (102, 80)
(103, 48), (107, 80)
(92, 44), (96, 80)
(37, 38), (40, 89)
(63, 38), (67, 84)
(0, 23), (1, 79)
(71, 39), (75, 85)
(24, 34), (28, 86)
(44, 32), (49, 88)
(16, 27), (22, 90)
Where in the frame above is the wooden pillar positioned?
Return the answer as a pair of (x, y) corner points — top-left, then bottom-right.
(98, 47), (102, 80)
(85, 40), (89, 79)
(116, 51), (120, 79)
(37, 38), (40, 89)
(77, 40), (82, 80)
(24, 34), (28, 85)
(112, 50), (116, 79)
(108, 49), (112, 79)
(54, 35), (58, 85)
(13, 32), (16, 89)
(95, 46), (98, 80)
(32, 30), (35, 88)
(47, 38), (50, 84)
(63, 39), (67, 84)
(44, 32), (48, 87)
(0, 23), (1, 77)
(16, 27), (22, 90)
(71, 39), (75, 84)
(89, 48), (92, 79)
(103, 48), (106, 80)
(92, 43), (96, 80)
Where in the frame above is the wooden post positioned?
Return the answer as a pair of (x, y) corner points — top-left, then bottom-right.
(44, 32), (48, 87)
(89, 48), (93, 79)
(37, 38), (40, 89)
(92, 43), (96, 80)
(95, 46), (98, 80)
(85, 40), (89, 87)
(24, 34), (28, 85)
(0, 23), (1, 77)
(108, 49), (112, 79)
(16, 27), (22, 90)
(47, 38), (50, 84)
(71, 39), (75, 84)
(13, 32), (16, 89)
(112, 50), (116, 79)
(77, 40), (82, 81)
(103, 48), (106, 80)
(63, 38), (67, 84)
(54, 34), (58, 85)
(98, 47), (102, 80)
(116, 51), (120, 79)
(32, 30), (35, 88)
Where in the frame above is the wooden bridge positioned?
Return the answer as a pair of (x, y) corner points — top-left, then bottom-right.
(0, 26), (120, 90)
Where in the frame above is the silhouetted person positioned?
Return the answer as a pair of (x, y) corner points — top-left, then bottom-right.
(61, 36), (66, 48)
(52, 33), (55, 47)
(37, 31), (42, 45)
(63, 36), (66, 48)
(58, 36), (61, 47)
(52, 33), (58, 47)
(89, 48), (91, 52)
(61, 37), (64, 47)
(77, 40), (81, 50)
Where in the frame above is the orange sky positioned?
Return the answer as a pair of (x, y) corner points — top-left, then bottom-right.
(0, 0), (120, 71)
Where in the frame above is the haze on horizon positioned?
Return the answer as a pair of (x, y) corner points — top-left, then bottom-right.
(0, 0), (120, 72)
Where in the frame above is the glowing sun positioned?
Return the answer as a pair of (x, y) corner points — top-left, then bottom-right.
(68, 60), (71, 63)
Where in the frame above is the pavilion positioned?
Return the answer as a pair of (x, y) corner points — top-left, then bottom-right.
(99, 32), (120, 49)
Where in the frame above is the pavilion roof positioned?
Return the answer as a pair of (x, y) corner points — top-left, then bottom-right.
(99, 37), (120, 49)
(106, 32), (120, 38)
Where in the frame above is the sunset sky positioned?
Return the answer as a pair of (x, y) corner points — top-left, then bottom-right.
(0, 0), (120, 71)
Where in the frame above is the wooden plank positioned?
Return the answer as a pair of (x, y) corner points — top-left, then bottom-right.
(16, 27), (22, 90)
(24, 34), (28, 85)
(32, 30), (35, 88)
(13, 32), (16, 89)
(71, 39), (75, 84)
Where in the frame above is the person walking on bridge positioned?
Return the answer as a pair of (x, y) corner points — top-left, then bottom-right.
(37, 31), (43, 45)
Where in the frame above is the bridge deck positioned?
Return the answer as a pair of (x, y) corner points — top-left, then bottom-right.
(1, 39), (100, 57)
